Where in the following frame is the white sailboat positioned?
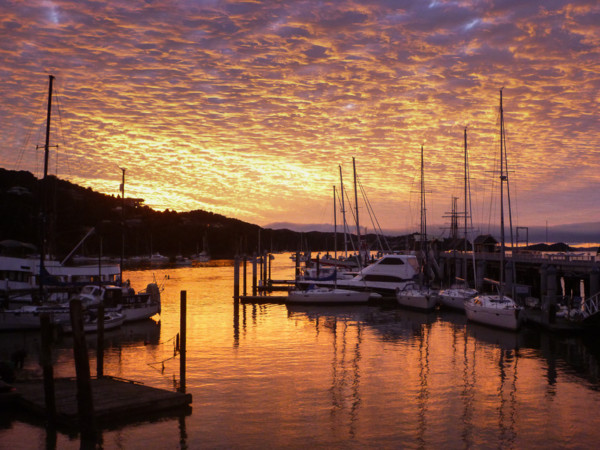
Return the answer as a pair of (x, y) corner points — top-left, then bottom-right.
(439, 128), (478, 310)
(465, 90), (522, 331)
(288, 185), (372, 305)
(397, 145), (438, 311)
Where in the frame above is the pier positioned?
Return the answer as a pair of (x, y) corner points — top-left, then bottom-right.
(4, 290), (192, 438)
(14, 376), (192, 429)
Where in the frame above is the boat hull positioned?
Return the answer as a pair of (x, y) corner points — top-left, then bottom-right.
(464, 298), (521, 331)
(287, 288), (371, 304)
(439, 288), (477, 311)
(396, 290), (438, 312)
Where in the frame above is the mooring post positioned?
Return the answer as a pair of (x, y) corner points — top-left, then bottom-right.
(243, 256), (248, 297)
(545, 265), (557, 324)
(252, 255), (257, 297)
(69, 298), (95, 440)
(96, 302), (104, 378)
(233, 256), (240, 302)
(268, 253), (272, 291)
(316, 254), (320, 278)
(263, 251), (268, 294)
(295, 251), (300, 278)
(179, 290), (187, 393)
(476, 260), (486, 292)
(590, 264), (600, 297)
(40, 313), (56, 427)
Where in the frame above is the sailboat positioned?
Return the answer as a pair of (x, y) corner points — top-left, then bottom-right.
(288, 185), (372, 304)
(396, 145), (438, 312)
(1, 76), (121, 308)
(464, 90), (522, 331)
(439, 128), (478, 310)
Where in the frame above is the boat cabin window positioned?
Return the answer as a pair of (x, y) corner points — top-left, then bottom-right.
(0, 270), (30, 282)
(377, 258), (405, 265)
(363, 275), (409, 282)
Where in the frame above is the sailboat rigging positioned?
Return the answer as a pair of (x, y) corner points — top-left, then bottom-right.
(464, 89), (522, 330)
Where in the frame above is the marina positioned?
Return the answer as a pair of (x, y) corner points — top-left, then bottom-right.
(2, 255), (600, 448)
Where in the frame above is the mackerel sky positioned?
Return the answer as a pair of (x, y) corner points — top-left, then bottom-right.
(1, 0), (599, 237)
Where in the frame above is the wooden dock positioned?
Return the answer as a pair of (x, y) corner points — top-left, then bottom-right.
(14, 376), (192, 429)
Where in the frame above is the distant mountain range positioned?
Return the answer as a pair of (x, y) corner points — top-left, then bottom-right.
(265, 221), (600, 247)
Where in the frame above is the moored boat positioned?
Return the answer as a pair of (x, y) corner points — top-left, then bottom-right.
(464, 294), (522, 330)
(287, 287), (372, 304)
(396, 283), (438, 312)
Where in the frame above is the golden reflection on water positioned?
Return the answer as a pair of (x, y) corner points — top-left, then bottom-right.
(2, 255), (600, 448)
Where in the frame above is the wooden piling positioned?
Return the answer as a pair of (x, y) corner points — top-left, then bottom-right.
(179, 291), (187, 394)
(243, 256), (248, 297)
(97, 302), (104, 378)
(263, 251), (268, 293)
(233, 256), (240, 302)
(252, 256), (257, 297)
(40, 313), (56, 427)
(69, 298), (96, 439)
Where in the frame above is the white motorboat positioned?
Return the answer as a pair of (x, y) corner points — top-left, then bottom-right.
(75, 282), (161, 322)
(299, 254), (420, 296)
(0, 304), (70, 331)
(396, 283), (438, 312)
(464, 294), (522, 331)
(287, 287), (372, 304)
(438, 285), (478, 311)
(58, 310), (124, 334)
(1, 253), (121, 306)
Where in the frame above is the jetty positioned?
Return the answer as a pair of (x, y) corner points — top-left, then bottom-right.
(14, 376), (192, 429)
(4, 291), (192, 438)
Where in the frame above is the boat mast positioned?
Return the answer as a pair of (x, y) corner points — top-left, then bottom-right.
(463, 128), (468, 284)
(333, 185), (338, 289)
(420, 145), (428, 285)
(39, 74), (54, 302)
(120, 167), (126, 284)
(499, 89), (506, 299)
(352, 157), (362, 264)
(339, 165), (348, 258)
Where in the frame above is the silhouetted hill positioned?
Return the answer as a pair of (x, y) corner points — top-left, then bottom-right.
(0, 168), (416, 259)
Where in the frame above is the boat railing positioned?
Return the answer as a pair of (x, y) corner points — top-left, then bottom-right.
(582, 291), (600, 319)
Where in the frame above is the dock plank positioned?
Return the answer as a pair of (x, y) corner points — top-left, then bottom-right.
(14, 377), (192, 428)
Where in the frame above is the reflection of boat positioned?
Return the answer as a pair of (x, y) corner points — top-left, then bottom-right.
(288, 287), (372, 304)
(58, 310), (124, 334)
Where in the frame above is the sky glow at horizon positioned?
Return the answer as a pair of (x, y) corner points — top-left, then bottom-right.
(1, 0), (599, 237)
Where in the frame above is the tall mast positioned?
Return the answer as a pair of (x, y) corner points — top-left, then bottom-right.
(39, 74), (54, 301)
(499, 89), (506, 299)
(420, 145), (427, 284)
(352, 157), (361, 264)
(463, 127), (468, 284)
(120, 167), (126, 284)
(333, 185), (338, 288)
(339, 165), (348, 258)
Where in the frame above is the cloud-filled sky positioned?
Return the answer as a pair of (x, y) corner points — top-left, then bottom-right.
(1, 0), (599, 239)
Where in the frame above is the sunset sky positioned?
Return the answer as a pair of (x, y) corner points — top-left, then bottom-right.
(1, 1), (599, 240)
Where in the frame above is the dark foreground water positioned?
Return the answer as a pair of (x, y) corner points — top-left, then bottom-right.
(2, 253), (600, 449)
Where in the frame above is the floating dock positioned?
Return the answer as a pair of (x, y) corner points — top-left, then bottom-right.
(14, 376), (192, 429)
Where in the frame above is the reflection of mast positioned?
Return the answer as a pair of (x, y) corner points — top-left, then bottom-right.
(416, 323), (430, 448)
(497, 349), (518, 446)
(327, 313), (362, 437)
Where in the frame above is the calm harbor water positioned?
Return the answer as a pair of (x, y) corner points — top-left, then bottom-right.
(2, 253), (600, 449)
